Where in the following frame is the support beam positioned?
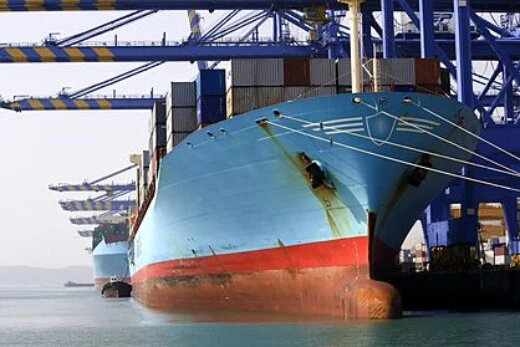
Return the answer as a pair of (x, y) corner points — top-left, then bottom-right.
(502, 196), (519, 240)
(381, 0), (396, 58)
(485, 72), (519, 121)
(504, 66), (515, 123)
(419, 0), (435, 58)
(3, 39), (520, 63)
(454, 0), (473, 107)
(395, 0), (457, 76)
(478, 63), (502, 103)
(361, 8), (374, 57)
(0, 0), (517, 12)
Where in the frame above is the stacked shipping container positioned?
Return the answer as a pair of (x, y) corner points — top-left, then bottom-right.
(225, 58), (443, 118)
(137, 150), (150, 208)
(226, 59), (285, 118)
(148, 101), (167, 184)
(197, 69), (226, 128)
(166, 82), (197, 153)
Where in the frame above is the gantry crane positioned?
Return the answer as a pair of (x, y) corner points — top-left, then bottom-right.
(50, 165), (136, 247)
(3, 0), (520, 262)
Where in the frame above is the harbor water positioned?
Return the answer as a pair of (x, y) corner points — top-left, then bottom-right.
(0, 286), (519, 346)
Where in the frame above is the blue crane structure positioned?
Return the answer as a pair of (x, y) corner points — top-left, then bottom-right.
(3, 0), (520, 261)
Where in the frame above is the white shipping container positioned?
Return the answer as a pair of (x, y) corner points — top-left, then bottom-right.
(375, 58), (416, 86)
(484, 250), (495, 264)
(337, 59), (371, 86)
(226, 86), (285, 117)
(167, 107), (197, 133)
(227, 59), (284, 87)
(310, 58), (337, 86)
(337, 58), (352, 86)
(166, 82), (196, 109)
(139, 184), (148, 207)
(140, 166), (149, 186)
(140, 150), (150, 169)
(167, 132), (191, 152)
(147, 163), (154, 189)
(495, 255), (510, 265)
(284, 86), (336, 101)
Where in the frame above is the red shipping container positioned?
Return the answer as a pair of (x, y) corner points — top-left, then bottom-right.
(495, 246), (507, 256)
(284, 58), (311, 86)
(415, 58), (441, 85)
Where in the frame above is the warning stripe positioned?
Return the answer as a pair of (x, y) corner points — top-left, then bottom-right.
(27, 99), (45, 110)
(34, 47), (56, 62)
(50, 99), (68, 109)
(64, 47), (85, 62)
(92, 47), (114, 61)
(5, 48), (28, 62)
(95, 99), (112, 109)
(60, 0), (80, 10)
(25, 0), (45, 11)
(95, 0), (115, 10)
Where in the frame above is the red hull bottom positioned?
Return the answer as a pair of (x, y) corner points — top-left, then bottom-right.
(132, 265), (401, 319)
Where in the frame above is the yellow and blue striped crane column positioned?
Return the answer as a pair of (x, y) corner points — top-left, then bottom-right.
(187, 9), (208, 70)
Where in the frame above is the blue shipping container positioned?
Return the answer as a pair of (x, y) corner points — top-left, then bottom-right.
(393, 85), (415, 92)
(510, 239), (520, 255)
(197, 95), (226, 125)
(196, 69), (226, 98)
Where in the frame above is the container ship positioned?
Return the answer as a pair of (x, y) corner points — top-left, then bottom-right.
(91, 223), (130, 288)
(126, 52), (481, 319)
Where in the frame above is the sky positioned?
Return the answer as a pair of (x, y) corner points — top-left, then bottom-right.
(0, 10), (430, 269)
(0, 11), (200, 268)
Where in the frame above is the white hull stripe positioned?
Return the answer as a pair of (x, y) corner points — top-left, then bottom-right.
(397, 123), (435, 130)
(399, 117), (440, 126)
(396, 128), (425, 133)
(325, 128), (366, 135)
(309, 122), (365, 131)
(302, 117), (363, 128)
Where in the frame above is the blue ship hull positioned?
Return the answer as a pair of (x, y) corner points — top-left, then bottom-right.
(92, 240), (129, 287)
(130, 92), (480, 318)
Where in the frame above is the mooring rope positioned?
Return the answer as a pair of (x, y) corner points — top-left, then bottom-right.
(280, 114), (520, 179)
(266, 121), (520, 193)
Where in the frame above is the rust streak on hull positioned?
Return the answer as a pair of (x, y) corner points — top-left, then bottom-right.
(132, 266), (401, 319)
